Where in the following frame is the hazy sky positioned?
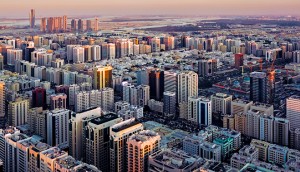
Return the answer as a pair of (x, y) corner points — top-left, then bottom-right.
(0, 0), (299, 18)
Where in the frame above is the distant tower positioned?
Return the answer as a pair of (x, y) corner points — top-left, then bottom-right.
(94, 17), (99, 31)
(71, 19), (77, 32)
(0, 81), (5, 119)
(40, 18), (47, 32)
(29, 9), (35, 28)
(62, 15), (68, 31)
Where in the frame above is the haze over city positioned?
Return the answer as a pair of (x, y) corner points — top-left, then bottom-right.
(0, 0), (300, 17)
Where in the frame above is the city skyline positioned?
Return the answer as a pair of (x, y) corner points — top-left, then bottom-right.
(0, 0), (300, 18)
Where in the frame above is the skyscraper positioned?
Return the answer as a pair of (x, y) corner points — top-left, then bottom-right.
(85, 113), (122, 171)
(40, 18), (47, 32)
(188, 96), (212, 126)
(0, 81), (5, 119)
(71, 19), (77, 32)
(127, 130), (161, 172)
(110, 119), (143, 172)
(177, 71), (198, 104)
(273, 117), (289, 146)
(94, 17), (99, 31)
(32, 87), (47, 110)
(8, 98), (30, 127)
(250, 72), (275, 104)
(211, 93), (232, 115)
(69, 107), (101, 160)
(93, 66), (113, 89)
(286, 96), (300, 130)
(235, 53), (244, 69)
(46, 109), (71, 149)
(149, 70), (164, 100)
(78, 19), (84, 32)
(163, 91), (177, 118)
(62, 15), (67, 31)
(198, 59), (217, 77)
(29, 9), (35, 28)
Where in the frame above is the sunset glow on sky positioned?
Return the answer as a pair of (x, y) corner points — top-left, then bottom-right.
(0, 0), (299, 17)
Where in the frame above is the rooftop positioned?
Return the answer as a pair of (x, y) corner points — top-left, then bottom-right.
(55, 156), (81, 170)
(129, 130), (159, 142)
(90, 113), (119, 125)
(111, 118), (141, 132)
(41, 147), (67, 160)
(150, 149), (205, 170)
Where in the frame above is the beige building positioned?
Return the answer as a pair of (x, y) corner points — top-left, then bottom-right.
(250, 139), (270, 162)
(211, 93), (232, 115)
(0, 81), (5, 118)
(223, 115), (235, 130)
(110, 119), (144, 172)
(177, 71), (198, 104)
(8, 97), (30, 126)
(69, 107), (101, 160)
(40, 147), (68, 172)
(127, 130), (161, 172)
(250, 102), (274, 116)
(231, 99), (253, 115)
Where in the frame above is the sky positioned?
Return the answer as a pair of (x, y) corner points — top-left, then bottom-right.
(0, 0), (299, 18)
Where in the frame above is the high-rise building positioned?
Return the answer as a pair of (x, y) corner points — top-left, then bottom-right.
(62, 15), (67, 31)
(234, 53), (244, 69)
(7, 49), (22, 66)
(93, 66), (113, 89)
(163, 70), (178, 94)
(123, 84), (150, 107)
(149, 70), (164, 100)
(71, 19), (77, 32)
(16, 137), (42, 172)
(231, 99), (253, 115)
(211, 93), (232, 115)
(50, 93), (67, 110)
(0, 81), (5, 119)
(151, 37), (161, 52)
(250, 72), (275, 104)
(40, 147), (68, 172)
(29, 9), (35, 28)
(78, 19), (84, 32)
(273, 117), (289, 146)
(94, 17), (99, 31)
(0, 54), (4, 70)
(4, 132), (28, 172)
(250, 139), (270, 162)
(69, 107), (101, 160)
(46, 109), (71, 149)
(101, 87), (114, 112)
(223, 115), (235, 130)
(73, 46), (85, 63)
(268, 144), (288, 166)
(85, 113), (122, 171)
(188, 96), (212, 126)
(234, 113), (247, 134)
(110, 119), (143, 172)
(74, 91), (90, 113)
(177, 71), (198, 104)
(108, 43), (116, 59)
(286, 96), (300, 130)
(91, 45), (101, 61)
(32, 87), (47, 109)
(8, 98), (29, 127)
(198, 59), (217, 77)
(127, 130), (161, 172)
(259, 115), (274, 143)
(163, 91), (177, 118)
(28, 142), (51, 172)
(246, 109), (261, 139)
(0, 127), (19, 171)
